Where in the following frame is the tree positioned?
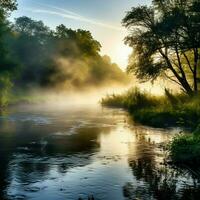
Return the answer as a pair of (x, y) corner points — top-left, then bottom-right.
(0, 0), (17, 14)
(123, 0), (200, 95)
(15, 16), (50, 40)
(54, 24), (101, 57)
(0, 0), (17, 74)
(11, 19), (126, 89)
(12, 17), (51, 86)
(0, 0), (17, 106)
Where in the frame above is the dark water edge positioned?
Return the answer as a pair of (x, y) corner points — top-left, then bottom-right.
(0, 104), (200, 200)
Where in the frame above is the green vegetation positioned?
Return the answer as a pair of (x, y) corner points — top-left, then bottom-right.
(0, 0), (128, 107)
(0, 74), (13, 108)
(102, 88), (200, 164)
(101, 88), (200, 129)
(10, 19), (127, 90)
(123, 0), (200, 96)
(169, 125), (200, 165)
(1, 0), (200, 165)
(170, 133), (200, 165)
(103, 0), (200, 166)
(9, 90), (46, 105)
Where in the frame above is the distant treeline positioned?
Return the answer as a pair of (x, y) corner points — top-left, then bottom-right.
(0, 0), (127, 92)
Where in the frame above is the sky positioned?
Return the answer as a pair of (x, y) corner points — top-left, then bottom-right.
(10, 0), (151, 70)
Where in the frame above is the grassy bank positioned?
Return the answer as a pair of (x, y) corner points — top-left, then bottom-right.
(101, 88), (200, 129)
(0, 75), (45, 108)
(9, 90), (46, 106)
(0, 89), (46, 109)
(101, 88), (200, 165)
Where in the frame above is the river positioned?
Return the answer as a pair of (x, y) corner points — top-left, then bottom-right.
(0, 104), (199, 200)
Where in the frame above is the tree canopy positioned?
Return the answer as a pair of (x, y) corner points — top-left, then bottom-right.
(123, 0), (200, 95)
(0, 1), (127, 94)
(0, 0), (17, 13)
(0, 0), (18, 75)
(8, 16), (127, 89)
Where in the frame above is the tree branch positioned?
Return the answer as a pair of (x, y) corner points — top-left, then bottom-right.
(159, 48), (193, 95)
(164, 72), (182, 86)
(182, 51), (194, 73)
(174, 45), (187, 80)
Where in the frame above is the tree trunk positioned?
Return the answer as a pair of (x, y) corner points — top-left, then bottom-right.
(193, 48), (199, 95)
(159, 49), (194, 96)
(181, 78), (194, 96)
(194, 72), (198, 94)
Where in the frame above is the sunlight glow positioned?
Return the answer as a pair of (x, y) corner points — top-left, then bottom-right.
(114, 43), (132, 70)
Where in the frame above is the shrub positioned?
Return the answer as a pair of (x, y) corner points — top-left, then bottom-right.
(170, 134), (200, 165)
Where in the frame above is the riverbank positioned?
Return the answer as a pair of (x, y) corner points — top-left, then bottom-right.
(0, 90), (46, 111)
(101, 87), (200, 165)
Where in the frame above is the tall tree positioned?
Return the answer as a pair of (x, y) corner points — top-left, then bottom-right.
(12, 17), (51, 86)
(54, 24), (101, 58)
(123, 0), (200, 95)
(0, 0), (17, 107)
(0, 0), (17, 73)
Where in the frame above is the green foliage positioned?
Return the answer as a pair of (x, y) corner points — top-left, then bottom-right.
(0, 0), (17, 14)
(123, 0), (200, 95)
(0, 0), (18, 109)
(101, 88), (200, 128)
(9, 89), (46, 105)
(9, 17), (127, 90)
(10, 16), (51, 86)
(0, 1), (128, 108)
(101, 93), (125, 108)
(55, 24), (101, 57)
(170, 134), (200, 164)
(0, 7), (128, 107)
(0, 6), (128, 108)
(102, 87), (162, 109)
(0, 74), (13, 107)
(102, 87), (200, 164)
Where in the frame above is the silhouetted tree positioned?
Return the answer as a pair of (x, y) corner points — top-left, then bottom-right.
(123, 0), (200, 95)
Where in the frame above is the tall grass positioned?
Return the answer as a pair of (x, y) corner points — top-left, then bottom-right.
(101, 87), (161, 109)
(101, 87), (200, 128)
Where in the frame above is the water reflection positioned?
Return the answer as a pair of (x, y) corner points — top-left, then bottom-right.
(0, 105), (199, 200)
(125, 126), (200, 200)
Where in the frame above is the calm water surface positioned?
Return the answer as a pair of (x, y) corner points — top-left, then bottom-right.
(0, 104), (200, 200)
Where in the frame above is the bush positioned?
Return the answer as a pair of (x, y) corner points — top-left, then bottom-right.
(170, 134), (200, 165)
